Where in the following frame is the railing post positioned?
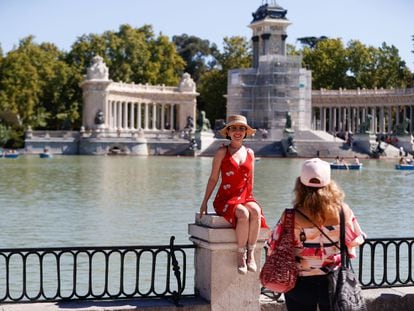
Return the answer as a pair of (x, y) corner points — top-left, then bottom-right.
(189, 213), (270, 311)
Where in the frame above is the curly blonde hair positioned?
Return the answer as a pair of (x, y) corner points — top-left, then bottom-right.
(293, 177), (344, 226)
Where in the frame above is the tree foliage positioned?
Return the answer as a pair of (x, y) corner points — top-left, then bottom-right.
(173, 34), (218, 83)
(0, 22), (413, 148)
(0, 36), (78, 132)
(302, 38), (413, 89)
(67, 24), (185, 86)
(198, 36), (252, 124)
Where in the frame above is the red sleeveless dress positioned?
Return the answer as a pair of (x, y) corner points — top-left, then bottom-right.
(213, 147), (268, 228)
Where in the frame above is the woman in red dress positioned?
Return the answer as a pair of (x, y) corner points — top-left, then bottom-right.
(199, 115), (268, 274)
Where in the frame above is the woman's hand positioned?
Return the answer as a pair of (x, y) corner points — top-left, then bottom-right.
(199, 202), (208, 218)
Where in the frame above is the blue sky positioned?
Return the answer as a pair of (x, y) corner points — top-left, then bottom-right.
(0, 0), (413, 71)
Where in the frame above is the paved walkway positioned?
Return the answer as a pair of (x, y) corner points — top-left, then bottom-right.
(1, 288), (414, 310)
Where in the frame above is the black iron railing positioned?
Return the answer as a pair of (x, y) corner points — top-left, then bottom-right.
(261, 236), (414, 300)
(358, 237), (414, 289)
(0, 236), (196, 305)
(1, 236), (414, 304)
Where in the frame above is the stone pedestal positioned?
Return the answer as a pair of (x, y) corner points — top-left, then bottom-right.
(395, 135), (414, 154)
(188, 213), (270, 311)
(353, 133), (377, 154)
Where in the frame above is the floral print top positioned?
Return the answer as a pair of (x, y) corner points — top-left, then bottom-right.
(268, 207), (365, 276)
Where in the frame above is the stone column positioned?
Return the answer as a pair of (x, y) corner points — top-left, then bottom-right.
(189, 213), (270, 311)
(123, 102), (128, 130)
(161, 104), (165, 130)
(379, 106), (385, 133)
(170, 104), (175, 130)
(388, 107), (393, 133)
(321, 108), (326, 131)
(116, 101), (121, 130)
(130, 102), (135, 130)
(260, 33), (271, 56)
(144, 103), (149, 130)
(252, 36), (259, 68)
(137, 102), (142, 130)
(152, 103), (157, 130)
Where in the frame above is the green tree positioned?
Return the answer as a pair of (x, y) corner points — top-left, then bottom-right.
(0, 36), (80, 134)
(297, 36), (328, 49)
(198, 70), (227, 125)
(67, 24), (185, 86)
(198, 36), (251, 124)
(173, 34), (218, 83)
(374, 42), (412, 88)
(346, 40), (376, 88)
(302, 38), (348, 90)
(301, 38), (412, 89)
(215, 36), (251, 71)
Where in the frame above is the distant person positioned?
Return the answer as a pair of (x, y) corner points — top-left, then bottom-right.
(354, 156), (360, 165)
(270, 158), (365, 310)
(340, 157), (349, 169)
(199, 115), (268, 274)
(399, 157), (407, 165)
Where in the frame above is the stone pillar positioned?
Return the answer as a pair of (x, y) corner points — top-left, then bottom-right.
(137, 102), (142, 130)
(161, 104), (165, 130)
(321, 108), (326, 131)
(144, 103), (149, 130)
(261, 33), (271, 56)
(130, 102), (135, 130)
(152, 103), (157, 129)
(188, 213), (270, 311)
(388, 107), (393, 133)
(170, 104), (175, 130)
(117, 101), (122, 130)
(379, 107), (385, 133)
(123, 102), (128, 130)
(252, 36), (259, 68)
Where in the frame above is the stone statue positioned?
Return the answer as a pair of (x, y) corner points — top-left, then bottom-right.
(185, 116), (194, 129)
(284, 111), (294, 133)
(359, 114), (372, 134)
(86, 55), (109, 80)
(285, 112), (292, 129)
(178, 73), (196, 92)
(395, 117), (410, 136)
(198, 110), (211, 131)
(94, 110), (105, 125)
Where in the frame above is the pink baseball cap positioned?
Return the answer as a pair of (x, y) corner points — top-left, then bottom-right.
(300, 158), (331, 187)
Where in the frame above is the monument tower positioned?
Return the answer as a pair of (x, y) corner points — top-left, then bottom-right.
(226, 1), (312, 139)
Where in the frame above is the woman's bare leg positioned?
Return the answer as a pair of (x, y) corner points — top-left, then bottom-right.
(235, 204), (249, 274)
(245, 202), (261, 272)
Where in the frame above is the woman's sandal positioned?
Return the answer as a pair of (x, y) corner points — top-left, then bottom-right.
(237, 247), (247, 275)
(247, 244), (257, 272)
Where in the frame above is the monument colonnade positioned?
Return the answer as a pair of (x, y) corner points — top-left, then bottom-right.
(103, 83), (193, 133)
(311, 88), (414, 135)
(80, 56), (198, 136)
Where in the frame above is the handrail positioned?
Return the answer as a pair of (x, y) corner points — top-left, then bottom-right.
(358, 237), (414, 289)
(1, 236), (414, 304)
(0, 236), (196, 305)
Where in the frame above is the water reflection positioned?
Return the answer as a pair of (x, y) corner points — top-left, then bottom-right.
(0, 156), (413, 249)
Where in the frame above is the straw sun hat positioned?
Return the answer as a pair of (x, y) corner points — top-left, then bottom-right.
(219, 115), (256, 138)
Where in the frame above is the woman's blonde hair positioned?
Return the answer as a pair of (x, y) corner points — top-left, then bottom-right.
(293, 177), (344, 226)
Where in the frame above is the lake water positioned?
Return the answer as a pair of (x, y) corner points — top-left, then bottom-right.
(0, 155), (413, 249)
